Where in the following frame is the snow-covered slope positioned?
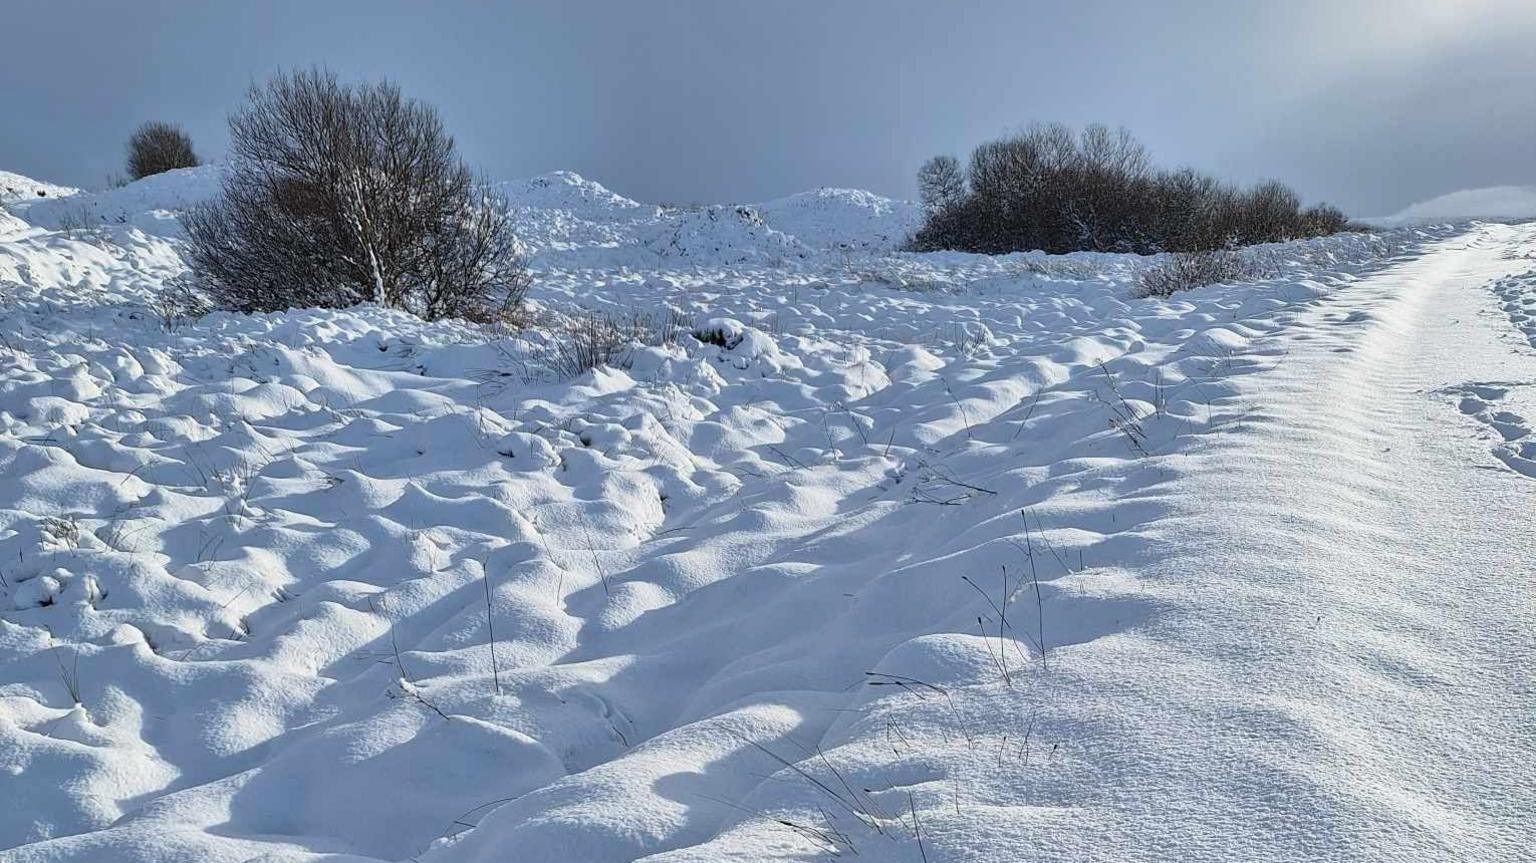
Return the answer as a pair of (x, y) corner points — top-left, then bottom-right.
(10, 165), (222, 235)
(499, 170), (655, 221)
(754, 186), (924, 253)
(0, 208), (28, 238)
(1372, 185), (1536, 226)
(2, 167), (1534, 863)
(0, 170), (79, 206)
(492, 171), (919, 268)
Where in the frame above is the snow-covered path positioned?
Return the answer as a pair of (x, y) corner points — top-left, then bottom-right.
(2, 173), (1532, 862)
(1016, 224), (1536, 861)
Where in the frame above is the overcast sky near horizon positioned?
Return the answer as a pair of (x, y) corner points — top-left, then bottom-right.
(3, 0), (1533, 215)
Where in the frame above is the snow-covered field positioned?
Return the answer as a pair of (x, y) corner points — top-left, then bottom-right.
(1, 170), (1532, 862)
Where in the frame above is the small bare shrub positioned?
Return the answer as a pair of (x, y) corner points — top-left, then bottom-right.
(151, 277), (213, 331)
(548, 313), (632, 378)
(183, 68), (527, 322)
(545, 308), (688, 378)
(54, 203), (96, 233)
(1135, 250), (1253, 298)
(126, 122), (199, 180)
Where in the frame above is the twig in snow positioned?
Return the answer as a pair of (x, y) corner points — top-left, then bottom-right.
(865, 672), (976, 747)
(909, 792), (929, 863)
(837, 401), (870, 447)
(1020, 512), (1048, 672)
(481, 560), (502, 696)
(53, 645), (82, 707)
(977, 615), (1010, 687)
(1011, 387), (1047, 441)
(692, 792), (851, 855)
(767, 444), (810, 470)
(372, 597), (452, 720)
(1023, 507), (1074, 576)
(1095, 362), (1152, 457)
(736, 734), (873, 826)
(942, 376), (974, 439)
(579, 515), (611, 596)
(960, 569), (1030, 680)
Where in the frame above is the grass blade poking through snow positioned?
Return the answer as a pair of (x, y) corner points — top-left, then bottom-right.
(481, 559), (502, 696)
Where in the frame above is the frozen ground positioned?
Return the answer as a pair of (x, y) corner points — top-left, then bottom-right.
(0, 170), (1532, 862)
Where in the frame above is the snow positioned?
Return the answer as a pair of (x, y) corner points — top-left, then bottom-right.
(494, 171), (918, 269)
(9, 165), (222, 235)
(0, 171), (80, 206)
(752, 187), (924, 253)
(500, 171), (654, 220)
(1, 167), (1534, 862)
(0, 208), (28, 238)
(1372, 184), (1536, 226)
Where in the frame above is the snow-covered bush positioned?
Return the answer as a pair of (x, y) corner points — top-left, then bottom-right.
(1135, 249), (1254, 297)
(183, 68), (528, 323)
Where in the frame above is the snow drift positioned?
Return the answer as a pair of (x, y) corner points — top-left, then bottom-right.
(9, 165), (222, 235)
(0, 170), (79, 206)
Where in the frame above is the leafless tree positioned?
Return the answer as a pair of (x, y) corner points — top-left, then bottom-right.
(917, 155), (966, 214)
(126, 122), (200, 180)
(182, 68), (527, 322)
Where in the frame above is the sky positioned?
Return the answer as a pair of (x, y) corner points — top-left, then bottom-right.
(2, 0), (1534, 216)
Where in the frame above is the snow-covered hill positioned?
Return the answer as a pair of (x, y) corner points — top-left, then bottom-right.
(493, 172), (919, 268)
(1371, 185), (1536, 226)
(754, 186), (924, 253)
(10, 165), (222, 234)
(1, 168), (1534, 863)
(0, 170), (79, 206)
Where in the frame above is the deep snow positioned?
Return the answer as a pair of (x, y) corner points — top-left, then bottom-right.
(0, 168), (1532, 862)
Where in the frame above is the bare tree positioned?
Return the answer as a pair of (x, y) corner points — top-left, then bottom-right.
(917, 155), (966, 214)
(126, 122), (200, 180)
(182, 68), (527, 322)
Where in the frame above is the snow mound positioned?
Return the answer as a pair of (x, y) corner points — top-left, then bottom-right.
(1373, 185), (1536, 226)
(0, 206), (28, 237)
(500, 175), (914, 266)
(13, 165), (223, 235)
(754, 186), (923, 252)
(0, 170), (80, 205)
(498, 171), (654, 222)
(642, 204), (812, 265)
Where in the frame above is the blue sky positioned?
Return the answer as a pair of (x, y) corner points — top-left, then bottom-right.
(3, 0), (1533, 214)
